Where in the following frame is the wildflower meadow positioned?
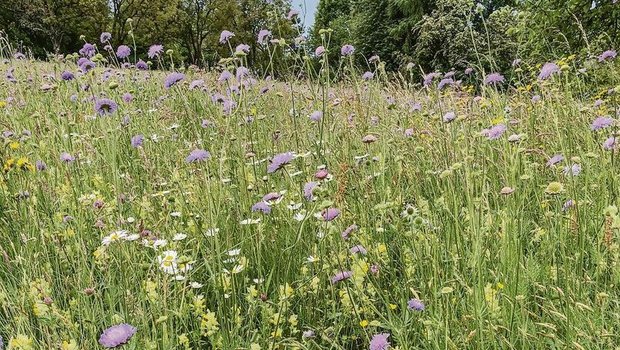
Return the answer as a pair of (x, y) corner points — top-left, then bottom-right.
(1, 7), (620, 350)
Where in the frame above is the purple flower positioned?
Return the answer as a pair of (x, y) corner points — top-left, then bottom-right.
(464, 67), (473, 75)
(362, 71), (374, 80)
(304, 181), (318, 201)
(13, 52), (25, 60)
(591, 116), (614, 131)
(341, 224), (358, 240)
(341, 44), (355, 56)
(116, 45), (131, 59)
(484, 73), (505, 85)
(61, 71), (75, 81)
(252, 201), (271, 214)
(287, 9), (299, 20)
(148, 44), (163, 59)
(562, 199), (575, 212)
(60, 152), (75, 163)
(443, 112), (456, 123)
(423, 72), (440, 87)
(599, 50), (617, 62)
(218, 71), (232, 82)
(546, 154), (564, 167)
(122, 93), (133, 103)
(603, 136), (617, 150)
(185, 149), (210, 163)
(315, 46), (326, 56)
(258, 29), (272, 44)
(369, 333), (390, 350)
(235, 44), (250, 54)
(99, 324), (137, 348)
(438, 78), (454, 89)
(219, 30), (235, 44)
(408, 298), (425, 311)
(350, 245), (367, 255)
(131, 135), (144, 148)
(322, 208), (340, 221)
(531, 95), (541, 103)
(563, 163), (581, 176)
(369, 55), (380, 63)
(79, 43), (96, 58)
(95, 98), (118, 116)
(79, 60), (96, 73)
(309, 111), (323, 122)
(100, 32), (112, 43)
(538, 62), (560, 80)
(189, 79), (204, 90)
(267, 152), (294, 173)
(136, 60), (148, 70)
(330, 271), (353, 284)
(486, 124), (507, 140)
(164, 72), (185, 89)
(36, 160), (47, 171)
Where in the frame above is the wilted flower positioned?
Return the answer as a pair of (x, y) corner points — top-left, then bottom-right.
(60, 152), (75, 163)
(350, 245), (367, 255)
(545, 181), (564, 195)
(99, 324), (136, 348)
(500, 186), (515, 195)
(287, 9), (299, 20)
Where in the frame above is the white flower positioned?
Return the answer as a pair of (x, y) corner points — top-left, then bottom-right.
(125, 234), (140, 241)
(307, 255), (319, 263)
(253, 278), (264, 284)
(316, 230), (325, 239)
(240, 218), (261, 225)
(126, 217), (135, 223)
(204, 228), (220, 237)
(153, 239), (168, 249)
(173, 233), (187, 241)
(170, 211), (181, 217)
(102, 230), (128, 246)
(190, 282), (203, 289)
(227, 249), (241, 256)
(158, 250), (178, 274)
(174, 275), (186, 281)
(293, 211), (306, 221)
(232, 264), (245, 274)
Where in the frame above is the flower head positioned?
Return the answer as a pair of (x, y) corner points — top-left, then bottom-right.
(267, 152), (294, 173)
(148, 44), (164, 59)
(341, 44), (355, 56)
(116, 45), (131, 59)
(99, 324), (136, 348)
(94, 98), (118, 116)
(369, 333), (390, 350)
(185, 149), (210, 163)
(257, 30), (272, 44)
(599, 50), (617, 62)
(164, 72), (185, 89)
(591, 116), (614, 131)
(484, 73), (504, 85)
(538, 62), (560, 80)
(322, 207), (340, 221)
(546, 154), (564, 167)
(100, 32), (112, 43)
(219, 30), (235, 44)
(331, 270), (352, 284)
(408, 298), (425, 311)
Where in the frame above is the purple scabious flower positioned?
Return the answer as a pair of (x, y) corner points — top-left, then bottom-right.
(267, 152), (294, 173)
(322, 208), (340, 221)
(563, 163), (581, 176)
(236, 66), (249, 81)
(116, 45), (131, 59)
(438, 78), (454, 89)
(304, 181), (318, 201)
(603, 136), (617, 150)
(531, 95), (541, 103)
(99, 324), (137, 348)
(443, 111), (456, 123)
(136, 59), (148, 70)
(185, 149), (210, 163)
(61, 71), (75, 81)
(330, 270), (353, 284)
(164, 72), (185, 89)
(131, 135), (143, 148)
(341, 224), (358, 240)
(591, 116), (614, 131)
(464, 67), (473, 75)
(60, 152), (75, 163)
(341, 44), (355, 56)
(252, 201), (271, 214)
(79, 43), (96, 58)
(95, 98), (118, 116)
(235, 44), (250, 54)
(362, 71), (374, 80)
(484, 73), (505, 85)
(287, 9), (300, 20)
(562, 199), (575, 212)
(408, 298), (425, 311)
(100, 32), (112, 43)
(599, 50), (617, 62)
(218, 70), (232, 82)
(546, 154), (564, 167)
(486, 124), (507, 140)
(13, 52), (25, 60)
(257, 29), (272, 44)
(148, 44), (163, 59)
(219, 30), (235, 44)
(121, 93), (133, 104)
(423, 72), (440, 87)
(189, 79), (204, 90)
(350, 245), (367, 255)
(538, 62), (560, 80)
(369, 333), (390, 350)
(315, 46), (326, 56)
(79, 60), (96, 73)
(36, 160), (47, 171)
(309, 111), (323, 122)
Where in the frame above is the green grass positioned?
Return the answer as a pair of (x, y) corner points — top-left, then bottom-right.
(0, 50), (620, 350)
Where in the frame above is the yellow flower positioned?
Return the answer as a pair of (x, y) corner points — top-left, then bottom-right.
(61, 340), (78, 350)
(0, 100), (6, 108)
(8, 334), (34, 350)
(360, 319), (369, 327)
(9, 141), (20, 150)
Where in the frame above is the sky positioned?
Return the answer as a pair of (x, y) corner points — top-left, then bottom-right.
(291, 0), (319, 29)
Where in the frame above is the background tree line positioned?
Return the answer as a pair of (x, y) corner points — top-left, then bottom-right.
(1, 0), (619, 74)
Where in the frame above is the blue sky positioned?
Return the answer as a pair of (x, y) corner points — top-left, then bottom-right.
(291, 0), (319, 29)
